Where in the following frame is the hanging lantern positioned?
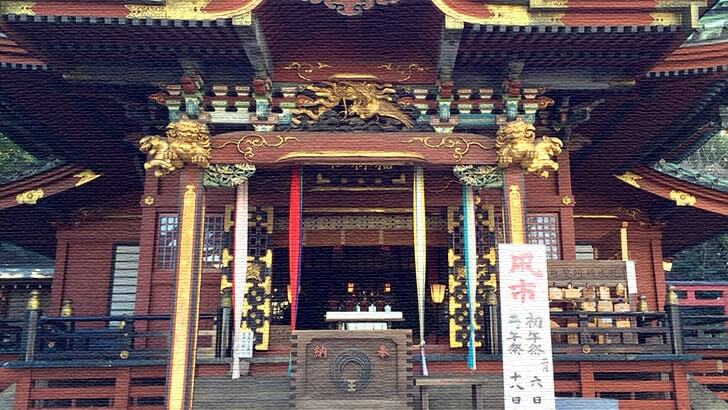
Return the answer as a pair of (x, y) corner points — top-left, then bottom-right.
(347, 282), (355, 294)
(287, 285), (292, 304)
(384, 282), (391, 293)
(430, 283), (446, 304)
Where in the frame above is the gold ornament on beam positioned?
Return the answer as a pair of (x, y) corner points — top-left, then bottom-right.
(2, 1), (35, 15)
(377, 63), (430, 82)
(16, 188), (44, 205)
(73, 170), (101, 187)
(214, 135), (300, 162)
(495, 118), (563, 178)
(615, 172), (642, 189)
(407, 136), (493, 163)
(282, 61), (330, 81)
(125, 0), (263, 20)
(669, 190), (696, 207)
(139, 119), (211, 177)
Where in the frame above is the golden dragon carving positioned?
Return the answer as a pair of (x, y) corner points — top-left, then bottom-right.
(291, 81), (414, 128)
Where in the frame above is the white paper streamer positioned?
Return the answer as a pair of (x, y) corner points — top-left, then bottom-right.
(231, 182), (249, 379)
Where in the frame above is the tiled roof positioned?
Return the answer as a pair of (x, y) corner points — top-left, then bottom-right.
(0, 241), (53, 279)
(653, 159), (728, 193)
(0, 32), (47, 70)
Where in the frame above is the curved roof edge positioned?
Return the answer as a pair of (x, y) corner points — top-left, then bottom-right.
(616, 165), (728, 216)
(0, 164), (101, 210)
(648, 39), (728, 77)
(653, 160), (728, 193)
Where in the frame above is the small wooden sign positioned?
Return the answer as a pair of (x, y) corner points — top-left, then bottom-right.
(236, 329), (254, 359)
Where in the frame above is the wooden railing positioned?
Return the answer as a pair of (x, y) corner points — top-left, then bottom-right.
(550, 311), (673, 355)
(682, 314), (728, 350)
(0, 311), (227, 363)
(7, 299), (727, 363)
(0, 318), (24, 354)
(32, 315), (174, 361)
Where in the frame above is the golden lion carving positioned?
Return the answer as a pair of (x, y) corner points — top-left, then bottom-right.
(139, 119), (212, 177)
(495, 118), (563, 178)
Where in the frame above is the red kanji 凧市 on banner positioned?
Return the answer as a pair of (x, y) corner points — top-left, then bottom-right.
(499, 244), (555, 410)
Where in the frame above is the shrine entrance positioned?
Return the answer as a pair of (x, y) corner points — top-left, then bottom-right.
(271, 244), (449, 338)
(297, 246), (418, 330)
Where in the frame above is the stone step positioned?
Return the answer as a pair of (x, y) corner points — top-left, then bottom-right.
(193, 374), (505, 410)
(415, 375), (504, 410)
(193, 376), (289, 410)
(688, 375), (728, 410)
(0, 384), (16, 410)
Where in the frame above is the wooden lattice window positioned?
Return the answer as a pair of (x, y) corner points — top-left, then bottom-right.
(202, 215), (225, 269)
(156, 214), (179, 269)
(108, 244), (140, 321)
(576, 243), (596, 260)
(527, 213), (560, 260)
(155, 214), (225, 269)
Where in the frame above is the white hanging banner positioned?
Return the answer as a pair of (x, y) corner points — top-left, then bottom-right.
(412, 166), (428, 376)
(231, 182), (249, 379)
(499, 244), (555, 410)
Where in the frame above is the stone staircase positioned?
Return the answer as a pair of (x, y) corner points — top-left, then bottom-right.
(0, 384), (15, 409)
(414, 374), (503, 410)
(192, 376), (289, 409)
(192, 373), (505, 410)
(688, 375), (728, 410)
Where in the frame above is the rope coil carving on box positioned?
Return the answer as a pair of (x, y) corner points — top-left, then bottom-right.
(329, 349), (373, 393)
(447, 202), (498, 348)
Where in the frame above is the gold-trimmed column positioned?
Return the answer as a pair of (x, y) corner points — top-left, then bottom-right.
(620, 222), (629, 261)
(494, 117), (561, 244)
(166, 167), (205, 410)
(503, 168), (526, 244)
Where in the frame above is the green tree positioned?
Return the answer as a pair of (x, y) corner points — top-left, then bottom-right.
(669, 234), (728, 280)
(681, 131), (728, 179)
(0, 133), (61, 184)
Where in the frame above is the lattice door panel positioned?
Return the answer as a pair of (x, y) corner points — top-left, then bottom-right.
(241, 206), (274, 350)
(447, 200), (498, 349)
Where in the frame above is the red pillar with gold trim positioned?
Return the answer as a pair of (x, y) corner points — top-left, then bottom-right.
(166, 167), (205, 410)
(556, 150), (576, 259)
(503, 167), (527, 244)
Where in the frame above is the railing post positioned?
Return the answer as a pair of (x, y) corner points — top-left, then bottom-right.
(578, 313), (590, 346)
(217, 286), (232, 358)
(22, 290), (41, 361)
(60, 299), (74, 351)
(119, 316), (132, 359)
(484, 286), (499, 354)
(665, 285), (684, 355)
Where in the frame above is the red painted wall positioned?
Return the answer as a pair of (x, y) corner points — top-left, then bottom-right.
(50, 214), (141, 316)
(574, 217), (666, 310)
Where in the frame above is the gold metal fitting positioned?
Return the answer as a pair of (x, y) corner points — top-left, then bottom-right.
(26, 290), (41, 310)
(60, 299), (74, 317)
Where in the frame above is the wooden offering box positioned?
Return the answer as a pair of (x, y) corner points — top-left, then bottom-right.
(290, 330), (413, 409)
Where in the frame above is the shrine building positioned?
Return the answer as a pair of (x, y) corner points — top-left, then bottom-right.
(1, 0), (728, 409)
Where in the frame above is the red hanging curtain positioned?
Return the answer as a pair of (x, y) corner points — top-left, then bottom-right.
(288, 167), (303, 331)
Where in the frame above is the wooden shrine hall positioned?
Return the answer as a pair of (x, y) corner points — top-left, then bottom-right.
(1, 0), (728, 409)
